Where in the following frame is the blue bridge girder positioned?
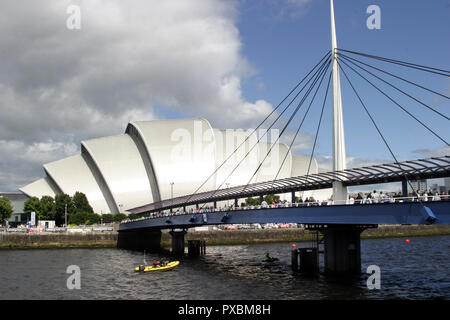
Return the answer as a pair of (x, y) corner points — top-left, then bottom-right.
(119, 201), (450, 232)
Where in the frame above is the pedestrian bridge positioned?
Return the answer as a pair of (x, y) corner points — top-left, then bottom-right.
(119, 156), (450, 231)
(120, 197), (450, 231)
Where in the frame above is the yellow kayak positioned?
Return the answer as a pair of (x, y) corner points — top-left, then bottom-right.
(135, 261), (180, 272)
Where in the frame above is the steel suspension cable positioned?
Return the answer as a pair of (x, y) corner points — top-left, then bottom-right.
(337, 55), (449, 146)
(338, 53), (450, 100)
(300, 71), (333, 201)
(242, 59), (331, 191)
(336, 48), (450, 77)
(198, 56), (332, 209)
(182, 51), (331, 205)
(336, 59), (424, 204)
(273, 69), (332, 184)
(337, 54), (449, 121)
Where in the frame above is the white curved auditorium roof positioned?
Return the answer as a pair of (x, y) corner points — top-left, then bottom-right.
(20, 118), (324, 213)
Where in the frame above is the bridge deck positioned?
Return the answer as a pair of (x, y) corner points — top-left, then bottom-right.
(119, 200), (450, 231)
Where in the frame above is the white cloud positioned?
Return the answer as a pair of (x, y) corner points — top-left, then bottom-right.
(412, 146), (450, 158)
(0, 139), (79, 191)
(0, 0), (279, 191)
(281, 0), (312, 18)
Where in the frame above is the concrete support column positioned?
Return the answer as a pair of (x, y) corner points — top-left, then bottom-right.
(169, 229), (187, 255)
(188, 240), (206, 257)
(291, 191), (296, 204)
(259, 195), (264, 204)
(234, 198), (238, 208)
(213, 201), (217, 209)
(291, 248), (299, 272)
(323, 225), (363, 275)
(299, 248), (319, 273)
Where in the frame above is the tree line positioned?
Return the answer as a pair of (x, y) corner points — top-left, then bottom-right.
(22, 192), (129, 226)
(0, 197), (14, 226)
(244, 195), (281, 206)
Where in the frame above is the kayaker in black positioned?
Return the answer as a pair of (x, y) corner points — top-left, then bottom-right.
(264, 252), (279, 262)
(265, 252), (274, 261)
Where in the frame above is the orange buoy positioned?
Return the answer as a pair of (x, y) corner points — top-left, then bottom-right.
(292, 243), (296, 249)
(405, 239), (410, 244)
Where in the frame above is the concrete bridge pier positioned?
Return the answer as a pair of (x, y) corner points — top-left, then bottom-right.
(321, 225), (368, 275)
(117, 230), (161, 251)
(169, 229), (187, 255)
(306, 224), (375, 275)
(188, 240), (206, 257)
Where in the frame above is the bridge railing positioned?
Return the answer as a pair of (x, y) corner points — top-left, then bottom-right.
(120, 194), (450, 224)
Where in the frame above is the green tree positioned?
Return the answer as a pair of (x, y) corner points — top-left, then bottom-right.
(128, 213), (138, 220)
(55, 193), (75, 225)
(0, 197), (14, 226)
(113, 213), (127, 223)
(40, 196), (56, 220)
(69, 212), (88, 225)
(245, 197), (261, 206)
(264, 195), (280, 204)
(86, 213), (101, 225)
(68, 211), (102, 225)
(72, 192), (93, 213)
(24, 197), (41, 221)
(101, 213), (114, 223)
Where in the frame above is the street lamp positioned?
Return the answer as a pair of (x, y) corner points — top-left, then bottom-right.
(226, 183), (230, 207)
(170, 182), (175, 213)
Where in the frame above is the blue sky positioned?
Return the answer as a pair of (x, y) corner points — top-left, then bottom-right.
(234, 0), (449, 164)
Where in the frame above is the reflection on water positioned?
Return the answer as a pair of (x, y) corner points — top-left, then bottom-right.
(0, 235), (448, 299)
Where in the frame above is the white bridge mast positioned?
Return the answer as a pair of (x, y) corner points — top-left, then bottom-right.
(330, 0), (348, 202)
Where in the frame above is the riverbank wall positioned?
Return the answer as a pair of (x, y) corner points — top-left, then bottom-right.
(1, 225), (449, 249)
(0, 232), (117, 249)
(164, 224), (450, 246)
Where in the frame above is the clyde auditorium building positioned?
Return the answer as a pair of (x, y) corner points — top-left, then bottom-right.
(20, 118), (331, 214)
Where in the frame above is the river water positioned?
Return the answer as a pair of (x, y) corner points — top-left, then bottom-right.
(0, 235), (448, 300)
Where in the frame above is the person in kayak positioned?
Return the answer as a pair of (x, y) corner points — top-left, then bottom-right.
(264, 252), (279, 262)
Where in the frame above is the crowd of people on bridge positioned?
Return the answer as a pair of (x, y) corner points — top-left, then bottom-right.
(349, 189), (448, 204)
(120, 188), (449, 224)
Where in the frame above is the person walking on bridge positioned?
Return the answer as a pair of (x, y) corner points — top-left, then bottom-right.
(356, 193), (363, 204)
(371, 190), (380, 203)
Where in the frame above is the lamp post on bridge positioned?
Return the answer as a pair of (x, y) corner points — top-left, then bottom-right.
(226, 183), (230, 208)
(170, 182), (175, 213)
